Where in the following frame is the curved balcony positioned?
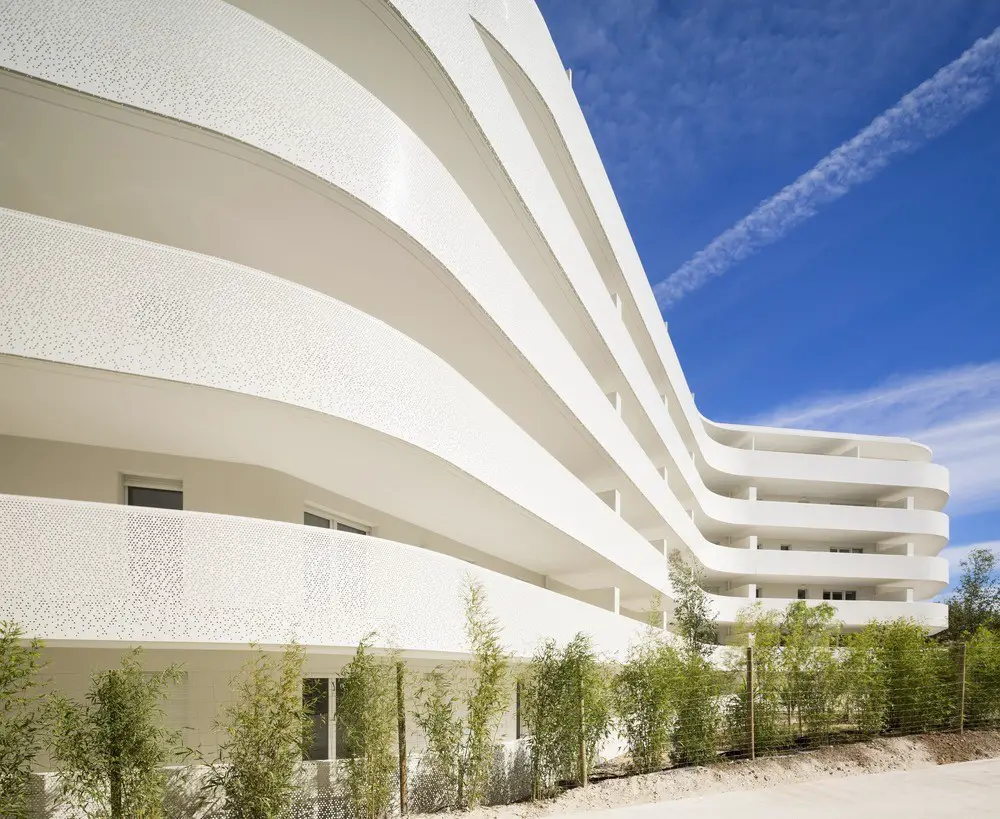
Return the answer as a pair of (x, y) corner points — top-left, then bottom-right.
(0, 1), (947, 574)
(709, 593), (948, 632)
(462, 0), (949, 506)
(0, 208), (667, 603)
(0, 493), (648, 658)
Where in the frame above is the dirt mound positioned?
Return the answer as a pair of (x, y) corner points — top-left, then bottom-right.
(418, 730), (1000, 819)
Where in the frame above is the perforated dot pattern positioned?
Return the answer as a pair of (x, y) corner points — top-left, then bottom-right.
(0, 493), (646, 658)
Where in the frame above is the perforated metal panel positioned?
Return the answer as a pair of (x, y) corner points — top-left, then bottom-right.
(0, 493), (647, 657)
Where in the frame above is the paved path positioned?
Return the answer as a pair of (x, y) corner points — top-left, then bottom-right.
(566, 759), (1000, 819)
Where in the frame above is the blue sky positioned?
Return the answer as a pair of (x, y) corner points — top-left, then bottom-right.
(536, 0), (1000, 589)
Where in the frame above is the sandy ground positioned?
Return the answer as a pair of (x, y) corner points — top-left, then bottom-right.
(562, 758), (1000, 819)
(415, 730), (1000, 819)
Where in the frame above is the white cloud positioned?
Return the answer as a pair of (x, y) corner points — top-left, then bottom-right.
(541, 0), (1000, 193)
(753, 362), (1000, 516)
(653, 25), (1000, 307)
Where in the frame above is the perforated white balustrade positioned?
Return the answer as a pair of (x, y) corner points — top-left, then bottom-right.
(0, 493), (647, 658)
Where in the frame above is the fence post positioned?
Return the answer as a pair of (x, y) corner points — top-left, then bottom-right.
(396, 661), (407, 814)
(747, 645), (756, 761)
(958, 642), (967, 735)
(578, 669), (588, 787)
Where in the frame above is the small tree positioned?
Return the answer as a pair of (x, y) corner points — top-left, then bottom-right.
(614, 633), (678, 774)
(966, 626), (1000, 729)
(414, 580), (510, 809)
(202, 643), (309, 819)
(945, 548), (1000, 639)
(876, 619), (953, 734)
(842, 624), (888, 737)
(667, 552), (719, 766)
(519, 634), (611, 796)
(726, 605), (785, 754)
(0, 622), (47, 819)
(338, 635), (399, 819)
(49, 649), (183, 819)
(779, 602), (840, 742)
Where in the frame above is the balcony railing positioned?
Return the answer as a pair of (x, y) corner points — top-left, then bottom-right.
(0, 493), (646, 658)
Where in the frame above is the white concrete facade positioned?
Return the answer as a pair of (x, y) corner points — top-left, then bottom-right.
(0, 0), (948, 711)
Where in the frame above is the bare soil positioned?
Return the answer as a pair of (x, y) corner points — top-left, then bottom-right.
(418, 730), (1000, 819)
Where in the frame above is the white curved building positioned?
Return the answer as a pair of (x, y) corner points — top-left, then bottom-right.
(0, 0), (947, 764)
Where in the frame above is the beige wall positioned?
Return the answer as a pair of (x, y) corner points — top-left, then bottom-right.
(0, 434), (543, 584)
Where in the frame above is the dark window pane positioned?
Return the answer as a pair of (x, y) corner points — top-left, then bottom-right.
(336, 521), (367, 535)
(303, 678), (329, 761)
(335, 678), (352, 758)
(832, 591), (844, 601)
(823, 591), (831, 600)
(127, 486), (182, 510)
(304, 512), (331, 529)
(798, 589), (807, 600)
(845, 591), (857, 601)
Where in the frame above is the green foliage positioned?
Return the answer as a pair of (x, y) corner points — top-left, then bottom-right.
(338, 636), (399, 819)
(614, 635), (678, 773)
(726, 605), (786, 753)
(965, 627), (1000, 728)
(0, 622), (47, 819)
(841, 625), (889, 737)
(49, 649), (183, 819)
(413, 669), (461, 810)
(945, 548), (1000, 639)
(876, 619), (954, 734)
(202, 643), (309, 819)
(519, 634), (612, 796)
(666, 554), (720, 766)
(779, 602), (840, 741)
(414, 580), (510, 809)
(671, 650), (718, 766)
(667, 551), (718, 653)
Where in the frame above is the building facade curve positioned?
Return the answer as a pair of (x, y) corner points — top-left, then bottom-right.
(0, 0), (949, 778)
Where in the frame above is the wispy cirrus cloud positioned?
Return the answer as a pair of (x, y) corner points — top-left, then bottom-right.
(753, 362), (1000, 516)
(540, 0), (1000, 192)
(653, 24), (1000, 308)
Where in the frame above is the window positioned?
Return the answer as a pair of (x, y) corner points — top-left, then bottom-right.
(755, 587), (763, 599)
(124, 476), (182, 510)
(830, 548), (861, 554)
(304, 510), (369, 535)
(303, 678), (330, 761)
(852, 548), (864, 554)
(797, 589), (807, 600)
(780, 545), (790, 552)
(822, 590), (857, 601)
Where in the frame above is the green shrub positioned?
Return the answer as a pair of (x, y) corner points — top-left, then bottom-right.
(671, 650), (718, 766)
(614, 635), (678, 773)
(725, 605), (786, 754)
(842, 625), (888, 737)
(876, 619), (954, 734)
(338, 636), (399, 819)
(0, 622), (47, 819)
(202, 643), (309, 819)
(965, 627), (1000, 729)
(779, 602), (840, 742)
(519, 633), (612, 795)
(49, 649), (183, 819)
(414, 580), (510, 809)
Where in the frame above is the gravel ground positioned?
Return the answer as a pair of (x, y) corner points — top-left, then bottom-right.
(413, 730), (1000, 819)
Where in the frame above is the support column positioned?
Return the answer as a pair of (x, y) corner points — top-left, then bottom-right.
(606, 391), (622, 416)
(597, 489), (621, 516)
(650, 538), (668, 557)
(611, 292), (623, 318)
